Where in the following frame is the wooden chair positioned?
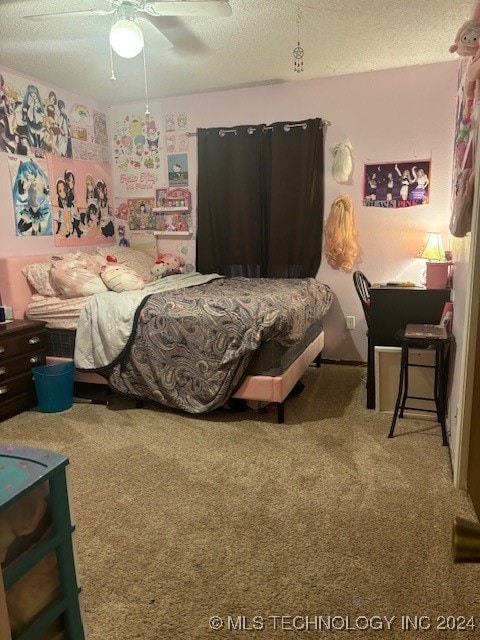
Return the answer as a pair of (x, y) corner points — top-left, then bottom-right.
(353, 270), (371, 328)
(353, 271), (371, 388)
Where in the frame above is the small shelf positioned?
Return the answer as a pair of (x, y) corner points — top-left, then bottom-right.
(153, 207), (190, 213)
(153, 231), (191, 237)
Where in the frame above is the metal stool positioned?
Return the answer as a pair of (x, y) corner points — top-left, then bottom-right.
(388, 330), (453, 446)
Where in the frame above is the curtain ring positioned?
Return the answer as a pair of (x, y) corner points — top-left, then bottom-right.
(284, 124), (291, 132)
(302, 123), (307, 130)
(219, 129), (225, 137)
(247, 127), (255, 134)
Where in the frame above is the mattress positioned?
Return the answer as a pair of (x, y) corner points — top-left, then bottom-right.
(45, 321), (324, 376)
(246, 319), (323, 375)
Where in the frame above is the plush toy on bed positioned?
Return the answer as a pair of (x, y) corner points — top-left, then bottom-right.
(151, 253), (185, 278)
(100, 255), (145, 292)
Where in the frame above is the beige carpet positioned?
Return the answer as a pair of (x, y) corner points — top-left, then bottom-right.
(1, 364), (479, 639)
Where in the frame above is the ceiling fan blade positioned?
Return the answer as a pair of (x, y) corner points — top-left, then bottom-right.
(137, 17), (174, 49)
(24, 8), (115, 21)
(145, 1), (232, 17)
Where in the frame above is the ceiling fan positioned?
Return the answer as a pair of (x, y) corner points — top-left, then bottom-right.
(24, 0), (232, 58)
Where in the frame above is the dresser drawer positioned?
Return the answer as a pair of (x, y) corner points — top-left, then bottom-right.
(0, 351), (46, 382)
(0, 393), (33, 422)
(0, 332), (46, 361)
(0, 371), (36, 405)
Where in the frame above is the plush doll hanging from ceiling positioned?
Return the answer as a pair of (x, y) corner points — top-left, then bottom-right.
(331, 140), (353, 183)
(323, 195), (359, 273)
(449, 0), (480, 98)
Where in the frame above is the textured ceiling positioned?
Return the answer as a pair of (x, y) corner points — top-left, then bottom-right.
(0, 0), (473, 106)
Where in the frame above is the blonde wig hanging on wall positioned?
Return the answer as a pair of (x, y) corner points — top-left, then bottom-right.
(324, 195), (359, 272)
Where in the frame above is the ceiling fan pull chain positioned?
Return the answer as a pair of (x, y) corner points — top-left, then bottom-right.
(109, 41), (117, 81)
(143, 46), (150, 117)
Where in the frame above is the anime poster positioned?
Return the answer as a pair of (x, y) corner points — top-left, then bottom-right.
(167, 153), (189, 187)
(0, 69), (108, 160)
(127, 197), (156, 231)
(47, 155), (114, 247)
(363, 160), (431, 208)
(112, 113), (161, 195)
(163, 113), (189, 153)
(8, 155), (53, 236)
(112, 200), (131, 247)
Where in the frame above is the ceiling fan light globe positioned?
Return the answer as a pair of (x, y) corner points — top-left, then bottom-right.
(110, 19), (144, 58)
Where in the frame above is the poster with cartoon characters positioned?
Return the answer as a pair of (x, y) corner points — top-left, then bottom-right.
(112, 113), (162, 195)
(8, 155), (53, 236)
(167, 153), (188, 187)
(0, 69), (108, 161)
(127, 197), (156, 231)
(47, 155), (114, 246)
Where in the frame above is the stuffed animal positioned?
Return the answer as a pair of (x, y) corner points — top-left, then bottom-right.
(151, 262), (170, 279)
(151, 252), (185, 278)
(449, 1), (480, 56)
(100, 262), (144, 292)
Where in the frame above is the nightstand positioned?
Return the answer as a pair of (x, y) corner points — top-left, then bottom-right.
(0, 320), (47, 421)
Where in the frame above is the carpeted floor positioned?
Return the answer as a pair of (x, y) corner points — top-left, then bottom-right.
(1, 364), (479, 639)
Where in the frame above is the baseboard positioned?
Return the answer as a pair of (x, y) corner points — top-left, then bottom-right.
(321, 359), (366, 366)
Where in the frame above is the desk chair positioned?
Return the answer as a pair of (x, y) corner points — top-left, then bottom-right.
(353, 270), (371, 328)
(353, 271), (371, 387)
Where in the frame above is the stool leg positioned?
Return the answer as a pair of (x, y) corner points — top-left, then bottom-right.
(399, 347), (410, 419)
(389, 346), (407, 438)
(434, 345), (449, 446)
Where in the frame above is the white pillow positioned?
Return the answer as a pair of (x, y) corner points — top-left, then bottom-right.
(22, 262), (58, 297)
(50, 256), (108, 298)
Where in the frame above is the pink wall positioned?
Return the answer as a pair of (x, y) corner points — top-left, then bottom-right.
(0, 65), (109, 259)
(112, 61), (459, 362)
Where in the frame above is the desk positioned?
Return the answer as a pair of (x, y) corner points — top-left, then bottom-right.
(367, 286), (451, 409)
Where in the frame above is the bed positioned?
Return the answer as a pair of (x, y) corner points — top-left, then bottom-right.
(0, 251), (332, 423)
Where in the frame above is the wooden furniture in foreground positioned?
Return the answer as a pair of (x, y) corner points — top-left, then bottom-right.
(367, 286), (451, 409)
(0, 320), (46, 421)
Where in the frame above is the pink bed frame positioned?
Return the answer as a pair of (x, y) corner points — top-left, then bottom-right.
(0, 254), (324, 422)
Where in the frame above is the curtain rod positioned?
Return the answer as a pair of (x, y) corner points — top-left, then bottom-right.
(186, 120), (331, 137)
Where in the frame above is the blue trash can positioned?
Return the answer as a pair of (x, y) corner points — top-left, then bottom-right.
(32, 362), (75, 413)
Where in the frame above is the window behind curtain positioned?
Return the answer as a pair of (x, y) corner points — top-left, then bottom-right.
(197, 118), (326, 278)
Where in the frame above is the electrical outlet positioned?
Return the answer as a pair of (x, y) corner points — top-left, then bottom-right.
(346, 315), (356, 330)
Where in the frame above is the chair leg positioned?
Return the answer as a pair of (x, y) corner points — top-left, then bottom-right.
(389, 346), (407, 438)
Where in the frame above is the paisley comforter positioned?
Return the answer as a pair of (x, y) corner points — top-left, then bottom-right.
(78, 275), (333, 414)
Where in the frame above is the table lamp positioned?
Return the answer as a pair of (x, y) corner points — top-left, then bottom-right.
(416, 231), (450, 289)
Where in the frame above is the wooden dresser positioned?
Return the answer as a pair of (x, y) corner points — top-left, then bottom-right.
(0, 320), (46, 421)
